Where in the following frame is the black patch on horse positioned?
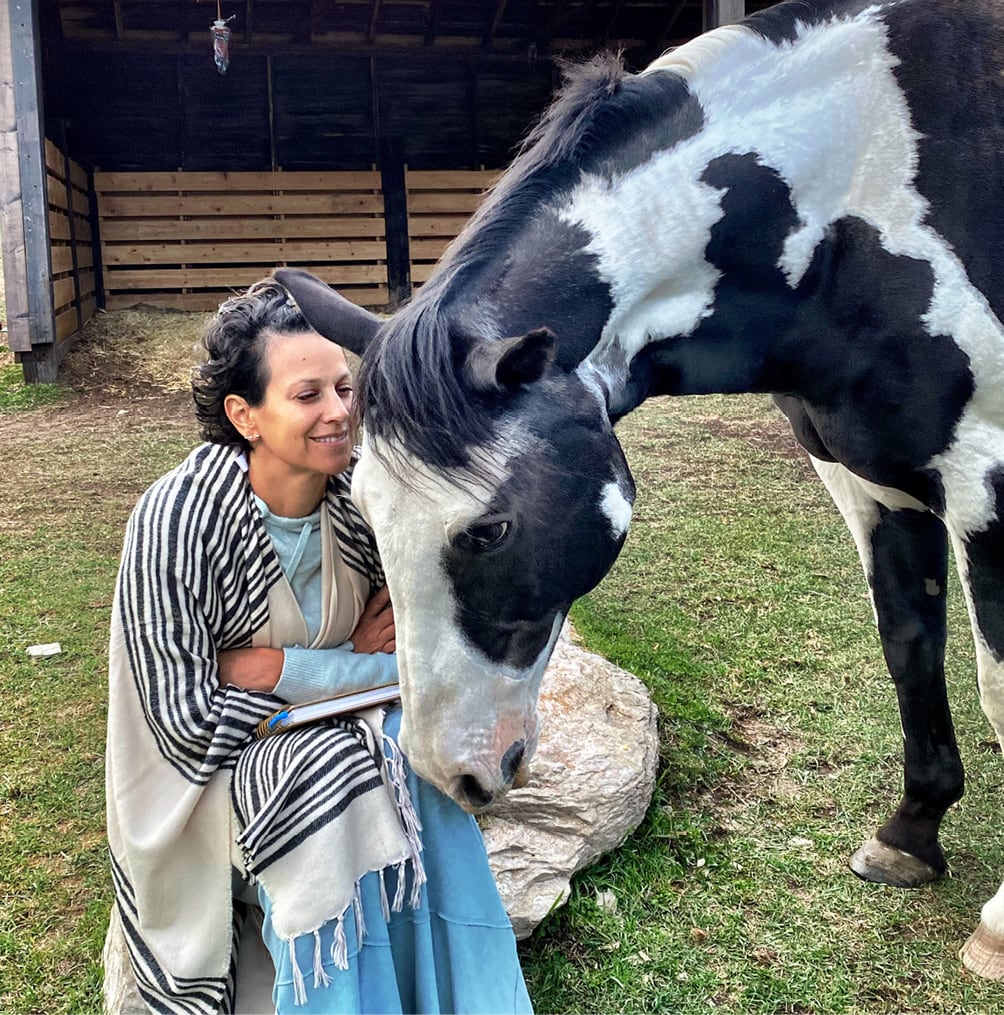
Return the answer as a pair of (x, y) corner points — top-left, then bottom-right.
(883, 0), (1004, 329)
(743, 0), (885, 45)
(965, 467), (1004, 663)
(630, 153), (972, 506)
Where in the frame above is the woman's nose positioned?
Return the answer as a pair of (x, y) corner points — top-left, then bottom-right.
(322, 390), (350, 422)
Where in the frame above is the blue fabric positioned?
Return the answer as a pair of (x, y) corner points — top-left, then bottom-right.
(257, 709), (533, 1015)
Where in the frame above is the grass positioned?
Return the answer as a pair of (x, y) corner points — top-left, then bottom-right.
(3, 315), (1004, 1013)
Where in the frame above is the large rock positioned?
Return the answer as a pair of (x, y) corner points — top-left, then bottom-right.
(481, 627), (659, 939)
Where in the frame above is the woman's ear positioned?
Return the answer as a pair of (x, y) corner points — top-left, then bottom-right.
(224, 393), (255, 440)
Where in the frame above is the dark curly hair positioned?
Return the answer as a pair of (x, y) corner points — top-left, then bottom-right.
(192, 279), (312, 451)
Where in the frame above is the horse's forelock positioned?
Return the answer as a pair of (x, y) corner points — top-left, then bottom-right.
(359, 289), (498, 485)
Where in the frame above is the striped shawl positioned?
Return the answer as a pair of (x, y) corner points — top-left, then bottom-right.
(105, 443), (420, 1014)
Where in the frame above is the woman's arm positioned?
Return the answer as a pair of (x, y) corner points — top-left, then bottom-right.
(218, 585), (398, 701)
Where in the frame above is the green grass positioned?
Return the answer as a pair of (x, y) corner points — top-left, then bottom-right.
(0, 360), (61, 410)
(3, 325), (1004, 1013)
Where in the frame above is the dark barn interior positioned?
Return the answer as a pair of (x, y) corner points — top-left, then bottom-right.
(42, 0), (760, 173)
(4, 1), (773, 380)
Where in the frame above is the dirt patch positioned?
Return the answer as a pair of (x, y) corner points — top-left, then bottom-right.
(695, 413), (816, 476)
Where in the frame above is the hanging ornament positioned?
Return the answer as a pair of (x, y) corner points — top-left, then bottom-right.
(211, 8), (236, 75)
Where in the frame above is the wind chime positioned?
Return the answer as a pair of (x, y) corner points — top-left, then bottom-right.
(210, 1), (236, 74)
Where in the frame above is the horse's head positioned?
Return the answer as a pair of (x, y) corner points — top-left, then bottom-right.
(353, 329), (634, 810)
(274, 266), (634, 810)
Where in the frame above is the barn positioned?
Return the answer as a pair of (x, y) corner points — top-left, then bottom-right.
(1, 0), (757, 382)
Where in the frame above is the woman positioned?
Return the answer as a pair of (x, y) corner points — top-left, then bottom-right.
(105, 279), (532, 1014)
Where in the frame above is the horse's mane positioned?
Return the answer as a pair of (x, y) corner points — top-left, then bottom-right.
(359, 54), (635, 479)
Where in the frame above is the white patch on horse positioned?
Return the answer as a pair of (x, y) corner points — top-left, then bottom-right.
(599, 481), (633, 539)
(351, 432), (552, 797)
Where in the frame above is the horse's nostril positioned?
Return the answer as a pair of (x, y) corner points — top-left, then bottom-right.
(500, 740), (526, 785)
(457, 774), (495, 810)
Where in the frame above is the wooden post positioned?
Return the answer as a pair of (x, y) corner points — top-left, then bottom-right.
(704, 0), (746, 30)
(1, 0), (57, 381)
(380, 137), (411, 308)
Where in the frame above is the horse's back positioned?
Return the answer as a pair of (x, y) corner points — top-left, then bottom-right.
(744, 0), (1004, 319)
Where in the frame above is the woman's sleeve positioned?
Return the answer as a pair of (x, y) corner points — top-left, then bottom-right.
(273, 646), (398, 704)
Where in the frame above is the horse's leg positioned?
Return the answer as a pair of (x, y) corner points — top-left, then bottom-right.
(950, 531), (1004, 979)
(810, 458), (964, 886)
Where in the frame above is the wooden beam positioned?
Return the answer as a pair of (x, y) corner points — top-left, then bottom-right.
(5, 0), (57, 379)
(481, 0), (507, 52)
(653, 0), (689, 52)
(423, 0), (446, 47)
(704, 0), (745, 29)
(366, 0), (383, 44)
(604, 0), (628, 40)
(380, 137), (411, 306)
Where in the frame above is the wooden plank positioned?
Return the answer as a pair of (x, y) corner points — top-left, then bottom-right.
(93, 170), (383, 193)
(406, 214), (472, 237)
(100, 240), (388, 266)
(69, 158), (88, 191)
(9, 0), (57, 370)
(98, 191), (386, 217)
(46, 172), (69, 212)
(50, 244), (94, 273)
(409, 238), (453, 260)
(0, 1), (30, 351)
(405, 169), (500, 190)
(105, 285), (391, 313)
(50, 245), (75, 274)
(406, 192), (484, 214)
(55, 306), (80, 343)
(104, 263), (389, 288)
(44, 137), (62, 175)
(99, 215), (387, 242)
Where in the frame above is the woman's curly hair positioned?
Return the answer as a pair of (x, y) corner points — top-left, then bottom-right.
(192, 279), (310, 450)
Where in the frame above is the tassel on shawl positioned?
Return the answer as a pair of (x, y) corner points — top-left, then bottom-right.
(381, 731), (428, 909)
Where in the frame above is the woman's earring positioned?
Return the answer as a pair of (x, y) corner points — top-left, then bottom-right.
(247, 432), (260, 442)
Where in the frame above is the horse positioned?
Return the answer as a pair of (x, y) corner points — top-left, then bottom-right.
(274, 0), (1004, 977)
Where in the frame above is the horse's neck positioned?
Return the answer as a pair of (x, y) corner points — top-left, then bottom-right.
(571, 5), (909, 417)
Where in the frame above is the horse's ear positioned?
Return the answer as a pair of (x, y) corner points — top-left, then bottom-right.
(464, 328), (557, 393)
(272, 267), (382, 356)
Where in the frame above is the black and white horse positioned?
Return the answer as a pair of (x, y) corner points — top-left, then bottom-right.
(276, 0), (1004, 977)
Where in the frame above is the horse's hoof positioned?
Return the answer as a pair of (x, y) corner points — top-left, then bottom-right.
(961, 922), (1004, 979)
(848, 837), (941, 887)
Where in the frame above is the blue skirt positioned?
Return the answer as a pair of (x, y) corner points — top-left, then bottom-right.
(257, 708), (533, 1014)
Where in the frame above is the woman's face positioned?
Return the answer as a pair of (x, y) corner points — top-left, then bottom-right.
(244, 329), (355, 479)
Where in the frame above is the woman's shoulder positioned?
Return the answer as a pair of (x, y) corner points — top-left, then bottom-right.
(133, 443), (246, 516)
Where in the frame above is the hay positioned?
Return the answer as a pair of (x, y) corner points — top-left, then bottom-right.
(62, 307), (213, 396)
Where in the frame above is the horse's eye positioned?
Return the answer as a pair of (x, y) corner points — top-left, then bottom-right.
(454, 520), (511, 552)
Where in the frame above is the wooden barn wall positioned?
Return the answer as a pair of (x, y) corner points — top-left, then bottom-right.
(93, 167), (499, 311)
(45, 139), (97, 345)
(56, 51), (554, 174)
(94, 169), (390, 310)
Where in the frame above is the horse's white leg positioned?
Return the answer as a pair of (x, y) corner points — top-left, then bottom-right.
(950, 531), (1004, 979)
(810, 458), (964, 885)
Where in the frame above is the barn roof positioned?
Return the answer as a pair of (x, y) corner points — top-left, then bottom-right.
(51, 1), (716, 65)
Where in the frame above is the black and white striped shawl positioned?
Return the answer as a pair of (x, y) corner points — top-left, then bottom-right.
(106, 442), (399, 1015)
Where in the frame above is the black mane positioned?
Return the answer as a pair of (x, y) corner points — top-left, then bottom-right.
(358, 55), (627, 476)
(359, 52), (698, 477)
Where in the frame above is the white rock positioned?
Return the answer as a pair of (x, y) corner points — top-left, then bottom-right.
(481, 629), (659, 939)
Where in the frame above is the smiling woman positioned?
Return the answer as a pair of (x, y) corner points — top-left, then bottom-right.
(104, 278), (532, 1014)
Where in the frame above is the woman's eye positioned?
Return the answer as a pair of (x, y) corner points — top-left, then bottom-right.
(454, 520), (510, 552)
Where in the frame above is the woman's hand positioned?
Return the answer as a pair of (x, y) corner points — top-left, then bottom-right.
(217, 647), (284, 692)
(350, 585), (396, 654)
